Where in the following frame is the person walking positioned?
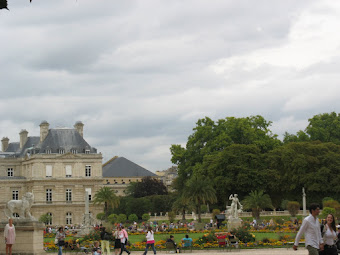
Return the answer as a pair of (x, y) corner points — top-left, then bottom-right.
(100, 227), (111, 255)
(143, 226), (156, 255)
(119, 226), (130, 255)
(293, 203), (324, 255)
(56, 227), (66, 255)
(4, 218), (15, 255)
(113, 226), (122, 255)
(320, 214), (337, 255)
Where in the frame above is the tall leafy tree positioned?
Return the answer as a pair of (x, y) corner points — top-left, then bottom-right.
(306, 112), (340, 143)
(172, 195), (194, 220)
(242, 190), (273, 220)
(93, 187), (120, 218)
(183, 174), (217, 222)
(127, 176), (168, 198)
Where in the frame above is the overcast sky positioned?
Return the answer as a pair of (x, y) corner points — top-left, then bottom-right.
(1, 0), (340, 172)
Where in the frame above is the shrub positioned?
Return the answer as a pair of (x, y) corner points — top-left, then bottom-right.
(83, 229), (100, 241)
(96, 213), (105, 221)
(230, 228), (255, 243)
(108, 214), (118, 224)
(142, 213), (150, 221)
(281, 199), (289, 210)
(323, 200), (340, 218)
(168, 211), (176, 222)
(287, 201), (300, 217)
(212, 209), (221, 219)
(117, 214), (127, 223)
(128, 214), (138, 222)
(321, 207), (336, 219)
(196, 231), (217, 245)
(275, 218), (284, 225)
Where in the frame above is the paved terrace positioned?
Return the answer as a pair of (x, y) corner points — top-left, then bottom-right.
(140, 248), (307, 255)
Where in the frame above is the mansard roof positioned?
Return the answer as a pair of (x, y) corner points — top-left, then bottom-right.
(37, 129), (96, 154)
(103, 157), (156, 177)
(1, 127), (97, 158)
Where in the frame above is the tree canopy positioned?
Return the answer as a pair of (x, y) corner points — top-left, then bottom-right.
(171, 113), (340, 208)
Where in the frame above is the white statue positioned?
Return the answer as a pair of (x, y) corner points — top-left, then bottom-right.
(5, 192), (36, 220)
(228, 194), (243, 219)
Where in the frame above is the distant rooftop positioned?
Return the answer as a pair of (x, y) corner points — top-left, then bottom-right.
(103, 157), (156, 177)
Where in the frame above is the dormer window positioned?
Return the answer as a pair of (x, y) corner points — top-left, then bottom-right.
(46, 149), (51, 154)
(71, 149), (77, 154)
(85, 149), (90, 154)
(59, 149), (65, 154)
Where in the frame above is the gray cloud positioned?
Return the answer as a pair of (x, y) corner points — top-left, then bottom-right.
(1, 0), (339, 171)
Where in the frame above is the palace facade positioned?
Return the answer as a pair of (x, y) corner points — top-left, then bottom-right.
(0, 121), (102, 225)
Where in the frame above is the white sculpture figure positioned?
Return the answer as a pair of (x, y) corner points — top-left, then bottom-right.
(228, 194), (243, 219)
(5, 192), (36, 220)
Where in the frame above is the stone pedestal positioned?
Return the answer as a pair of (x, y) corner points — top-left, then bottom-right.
(0, 220), (45, 255)
(227, 218), (242, 231)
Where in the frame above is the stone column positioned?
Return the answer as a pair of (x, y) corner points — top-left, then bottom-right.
(302, 187), (307, 216)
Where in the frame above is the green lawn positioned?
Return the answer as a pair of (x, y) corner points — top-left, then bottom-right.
(45, 232), (297, 244)
(128, 233), (202, 244)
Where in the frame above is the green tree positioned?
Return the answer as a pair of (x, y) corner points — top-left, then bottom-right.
(142, 213), (150, 221)
(321, 207), (336, 219)
(93, 187), (120, 218)
(183, 174), (217, 222)
(96, 213), (105, 221)
(323, 200), (340, 219)
(306, 112), (340, 144)
(128, 214), (138, 222)
(39, 213), (52, 225)
(107, 214), (118, 224)
(168, 211), (176, 222)
(242, 190), (273, 220)
(117, 214), (127, 223)
(172, 196), (194, 220)
(127, 177), (168, 198)
(286, 201), (300, 217)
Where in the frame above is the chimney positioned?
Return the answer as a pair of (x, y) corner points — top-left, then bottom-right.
(74, 121), (84, 137)
(39, 120), (49, 142)
(19, 129), (28, 149)
(1, 137), (9, 152)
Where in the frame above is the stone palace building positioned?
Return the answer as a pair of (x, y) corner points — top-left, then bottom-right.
(0, 121), (103, 225)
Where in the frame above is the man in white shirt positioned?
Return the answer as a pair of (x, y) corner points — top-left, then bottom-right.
(293, 203), (324, 255)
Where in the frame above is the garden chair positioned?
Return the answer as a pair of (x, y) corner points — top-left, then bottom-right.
(181, 240), (192, 253)
(217, 236), (230, 251)
(165, 242), (176, 254)
(228, 237), (240, 251)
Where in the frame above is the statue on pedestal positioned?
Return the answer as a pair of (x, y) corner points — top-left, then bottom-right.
(4, 192), (36, 221)
(226, 194), (243, 231)
(228, 194), (243, 219)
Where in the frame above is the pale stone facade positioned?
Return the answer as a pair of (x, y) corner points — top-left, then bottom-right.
(0, 121), (103, 226)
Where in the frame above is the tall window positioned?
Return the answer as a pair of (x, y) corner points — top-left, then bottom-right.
(46, 189), (52, 203)
(66, 189), (72, 202)
(12, 190), (19, 200)
(85, 188), (92, 201)
(85, 165), (91, 177)
(47, 212), (53, 225)
(7, 168), (14, 177)
(46, 165), (52, 177)
(66, 212), (72, 224)
(65, 165), (72, 178)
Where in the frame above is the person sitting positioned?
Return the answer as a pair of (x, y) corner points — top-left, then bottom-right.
(181, 235), (193, 248)
(166, 235), (180, 253)
(92, 241), (101, 255)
